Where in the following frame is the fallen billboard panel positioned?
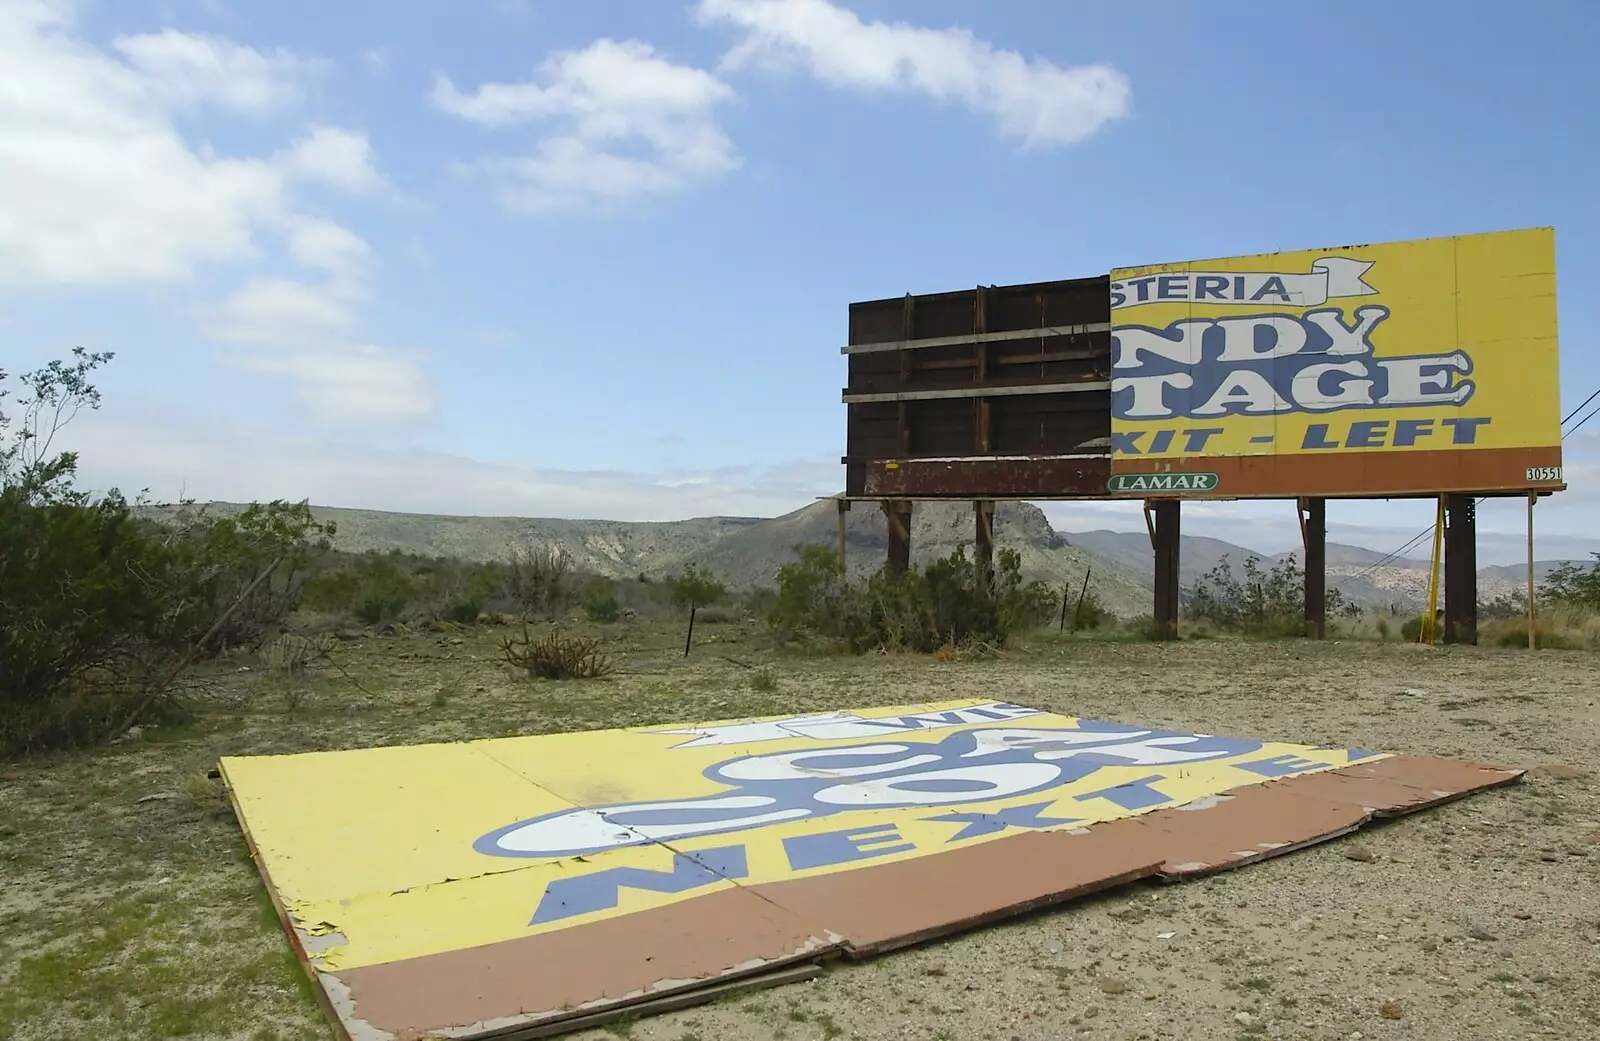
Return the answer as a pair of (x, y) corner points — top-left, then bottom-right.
(222, 700), (1523, 1040)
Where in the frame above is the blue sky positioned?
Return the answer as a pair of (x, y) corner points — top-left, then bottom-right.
(2, 0), (1597, 565)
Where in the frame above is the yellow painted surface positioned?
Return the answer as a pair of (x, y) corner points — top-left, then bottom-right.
(222, 700), (1386, 972)
(1109, 226), (1560, 460)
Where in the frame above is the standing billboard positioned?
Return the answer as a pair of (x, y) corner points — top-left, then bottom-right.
(1108, 227), (1562, 497)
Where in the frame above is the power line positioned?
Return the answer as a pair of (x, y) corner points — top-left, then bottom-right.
(1333, 382), (1600, 588)
(1563, 387), (1600, 426)
(1566, 399), (1600, 440)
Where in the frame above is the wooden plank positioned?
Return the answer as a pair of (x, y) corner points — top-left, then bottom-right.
(844, 381), (1111, 404)
(993, 347), (1104, 366)
(841, 322), (1112, 355)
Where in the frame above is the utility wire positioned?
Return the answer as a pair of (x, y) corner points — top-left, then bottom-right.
(1334, 383), (1600, 586)
(1562, 387), (1600, 426)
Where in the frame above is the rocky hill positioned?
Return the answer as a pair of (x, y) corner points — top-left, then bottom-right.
(147, 500), (1587, 618)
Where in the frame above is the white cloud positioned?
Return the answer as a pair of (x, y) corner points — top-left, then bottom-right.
(63, 411), (835, 520)
(275, 125), (386, 196)
(0, 1), (368, 286)
(235, 345), (435, 422)
(432, 38), (739, 213)
(111, 28), (317, 115)
(284, 215), (372, 276)
(694, 0), (1131, 148)
(0, 1), (430, 422)
(203, 276), (358, 345)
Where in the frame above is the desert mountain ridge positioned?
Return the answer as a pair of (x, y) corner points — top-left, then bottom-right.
(151, 499), (1588, 618)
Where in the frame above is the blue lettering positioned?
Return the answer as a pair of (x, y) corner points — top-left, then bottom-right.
(1251, 276), (1290, 302)
(1111, 312), (1473, 422)
(855, 710), (969, 732)
(924, 801), (1082, 843)
(1441, 416), (1490, 444)
(1195, 275), (1229, 300)
(1302, 424), (1339, 449)
(1345, 421), (1389, 448)
(1235, 755), (1331, 779)
(529, 845), (748, 925)
(1149, 429), (1176, 454)
(1074, 774), (1172, 811)
(1393, 418), (1434, 447)
(1111, 431), (1144, 455)
(1110, 284), (1127, 308)
(1128, 277), (1158, 303)
(784, 824), (915, 871)
(1182, 428), (1224, 452)
(1157, 275), (1188, 301)
(1233, 276), (1246, 299)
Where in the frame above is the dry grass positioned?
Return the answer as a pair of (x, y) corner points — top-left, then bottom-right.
(1, 616), (1596, 1041)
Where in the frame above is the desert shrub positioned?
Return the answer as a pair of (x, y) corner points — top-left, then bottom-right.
(1399, 612), (1445, 643)
(1542, 554), (1600, 609)
(696, 607), (735, 624)
(411, 558), (504, 624)
(767, 544), (1057, 654)
(507, 541), (577, 619)
(261, 633), (334, 675)
(1066, 586), (1111, 631)
(151, 499), (336, 651)
(1480, 590), (1530, 620)
(749, 666), (777, 692)
(1491, 624), (1576, 650)
(1187, 555), (1355, 637)
(1120, 614), (1164, 641)
(349, 556), (415, 624)
(742, 585), (779, 619)
(301, 567), (363, 614)
(581, 578), (621, 622)
(668, 565), (726, 613)
(0, 350), (331, 754)
(499, 622), (612, 679)
(1483, 605), (1599, 650)
(669, 565), (727, 655)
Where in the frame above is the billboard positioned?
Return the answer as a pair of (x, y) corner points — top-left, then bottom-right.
(1108, 227), (1562, 497)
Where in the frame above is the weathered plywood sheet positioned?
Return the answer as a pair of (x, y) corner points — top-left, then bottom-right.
(221, 699), (1521, 1041)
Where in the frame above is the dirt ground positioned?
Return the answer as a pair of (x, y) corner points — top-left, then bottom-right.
(1, 621), (1597, 1041)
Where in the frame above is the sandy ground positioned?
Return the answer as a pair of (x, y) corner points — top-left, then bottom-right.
(1, 628), (1597, 1041)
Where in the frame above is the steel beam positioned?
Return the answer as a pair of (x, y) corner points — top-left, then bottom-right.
(1302, 497), (1327, 639)
(974, 500), (995, 594)
(1150, 500), (1181, 641)
(883, 500), (913, 573)
(1444, 494), (1478, 645)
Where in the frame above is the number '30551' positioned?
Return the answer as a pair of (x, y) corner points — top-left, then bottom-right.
(1526, 466), (1562, 482)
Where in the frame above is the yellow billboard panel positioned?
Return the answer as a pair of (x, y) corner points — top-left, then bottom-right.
(1109, 227), (1561, 496)
(221, 699), (1383, 974)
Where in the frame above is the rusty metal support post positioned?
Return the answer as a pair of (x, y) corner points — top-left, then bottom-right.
(1150, 499), (1181, 641)
(883, 500), (913, 573)
(1443, 494), (1477, 645)
(974, 500), (995, 594)
(836, 498), (850, 574)
(1302, 497), (1326, 639)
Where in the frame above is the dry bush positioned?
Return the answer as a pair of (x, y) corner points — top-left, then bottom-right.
(499, 621), (612, 680)
(1481, 604), (1600, 650)
(261, 633), (335, 675)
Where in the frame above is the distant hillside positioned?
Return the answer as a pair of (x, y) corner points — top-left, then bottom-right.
(141, 502), (763, 577)
(145, 500), (1591, 618)
(686, 499), (1154, 617)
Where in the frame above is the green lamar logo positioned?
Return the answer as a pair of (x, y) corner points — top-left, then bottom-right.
(1108, 472), (1220, 494)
